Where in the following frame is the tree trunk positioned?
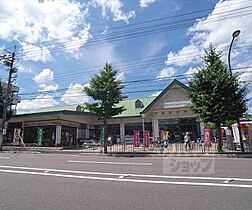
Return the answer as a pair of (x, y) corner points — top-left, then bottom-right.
(103, 118), (108, 154)
(216, 122), (223, 152)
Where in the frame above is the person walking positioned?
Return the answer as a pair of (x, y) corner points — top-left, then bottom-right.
(184, 132), (191, 150)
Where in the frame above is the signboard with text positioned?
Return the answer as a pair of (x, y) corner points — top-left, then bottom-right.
(204, 128), (212, 147)
(164, 101), (191, 109)
(37, 128), (43, 146)
(12, 128), (20, 146)
(144, 130), (150, 148)
(134, 130), (140, 147)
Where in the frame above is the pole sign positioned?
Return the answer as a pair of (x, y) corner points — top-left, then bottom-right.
(12, 128), (20, 146)
(37, 128), (43, 146)
(144, 130), (150, 148)
(204, 128), (212, 147)
(134, 130), (140, 147)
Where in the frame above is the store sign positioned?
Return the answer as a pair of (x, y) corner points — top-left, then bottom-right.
(12, 128), (21, 146)
(134, 130), (140, 147)
(204, 128), (212, 147)
(37, 128), (43, 146)
(164, 101), (191, 109)
(24, 120), (80, 127)
(144, 130), (150, 148)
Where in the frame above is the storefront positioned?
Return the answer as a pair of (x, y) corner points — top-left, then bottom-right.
(6, 111), (98, 147)
(158, 118), (200, 143)
(6, 79), (202, 147)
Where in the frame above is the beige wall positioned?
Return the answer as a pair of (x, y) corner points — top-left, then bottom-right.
(150, 84), (189, 111)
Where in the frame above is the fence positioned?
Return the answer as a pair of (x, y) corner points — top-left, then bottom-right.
(77, 140), (252, 153)
(4, 139), (252, 154)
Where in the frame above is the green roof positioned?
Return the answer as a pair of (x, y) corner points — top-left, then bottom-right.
(35, 97), (155, 118)
(36, 104), (79, 113)
(27, 79), (187, 118)
(114, 96), (156, 118)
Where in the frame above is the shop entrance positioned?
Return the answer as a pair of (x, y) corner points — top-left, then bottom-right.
(158, 118), (200, 143)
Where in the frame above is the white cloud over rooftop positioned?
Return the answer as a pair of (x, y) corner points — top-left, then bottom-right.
(61, 83), (90, 105)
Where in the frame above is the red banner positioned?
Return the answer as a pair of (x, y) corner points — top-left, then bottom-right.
(134, 130), (140, 147)
(144, 130), (150, 148)
(204, 128), (212, 147)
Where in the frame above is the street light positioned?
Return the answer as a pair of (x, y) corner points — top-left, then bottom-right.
(228, 30), (241, 73)
(227, 29), (244, 153)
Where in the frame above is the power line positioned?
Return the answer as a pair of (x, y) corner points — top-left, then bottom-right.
(18, 66), (252, 99)
(17, 0), (250, 52)
(16, 4), (252, 59)
(16, 43), (252, 88)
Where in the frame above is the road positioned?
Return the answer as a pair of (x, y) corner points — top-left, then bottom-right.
(0, 152), (252, 210)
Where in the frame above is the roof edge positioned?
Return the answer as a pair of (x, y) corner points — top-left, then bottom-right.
(141, 79), (188, 114)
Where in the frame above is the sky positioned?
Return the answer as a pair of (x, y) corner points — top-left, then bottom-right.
(0, 0), (252, 114)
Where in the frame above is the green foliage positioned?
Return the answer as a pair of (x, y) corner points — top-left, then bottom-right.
(204, 122), (216, 129)
(224, 120), (237, 129)
(188, 45), (248, 152)
(188, 45), (248, 125)
(84, 63), (127, 119)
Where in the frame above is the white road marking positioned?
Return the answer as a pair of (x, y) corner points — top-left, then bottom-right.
(0, 168), (252, 189)
(0, 157), (9, 159)
(1, 165), (252, 182)
(67, 160), (153, 166)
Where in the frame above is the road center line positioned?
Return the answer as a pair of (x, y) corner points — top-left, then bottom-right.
(0, 169), (252, 189)
(67, 160), (153, 166)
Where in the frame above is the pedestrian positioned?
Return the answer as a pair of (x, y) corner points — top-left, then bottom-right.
(184, 132), (191, 150)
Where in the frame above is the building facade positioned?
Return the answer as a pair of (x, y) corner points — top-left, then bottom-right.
(6, 80), (203, 147)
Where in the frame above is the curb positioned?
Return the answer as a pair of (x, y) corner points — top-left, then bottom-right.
(1, 150), (252, 158)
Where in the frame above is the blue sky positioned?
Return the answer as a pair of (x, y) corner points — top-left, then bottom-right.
(0, 0), (251, 114)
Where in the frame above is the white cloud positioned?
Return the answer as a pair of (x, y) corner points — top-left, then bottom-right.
(157, 67), (176, 79)
(17, 95), (58, 114)
(139, 0), (156, 8)
(18, 65), (33, 73)
(164, 0), (252, 68)
(21, 43), (52, 62)
(185, 67), (198, 78)
(81, 42), (122, 68)
(61, 83), (89, 105)
(38, 84), (59, 92)
(33, 68), (54, 84)
(238, 66), (252, 82)
(92, 0), (135, 23)
(165, 45), (201, 67)
(0, 0), (90, 61)
(116, 72), (125, 81)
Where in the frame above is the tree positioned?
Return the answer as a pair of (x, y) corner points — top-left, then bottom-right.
(84, 63), (126, 153)
(188, 45), (247, 152)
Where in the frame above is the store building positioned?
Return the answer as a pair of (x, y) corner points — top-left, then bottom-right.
(6, 79), (202, 146)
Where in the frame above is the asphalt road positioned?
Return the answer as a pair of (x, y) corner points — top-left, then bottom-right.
(0, 152), (252, 210)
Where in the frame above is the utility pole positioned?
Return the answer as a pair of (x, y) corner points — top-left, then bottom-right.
(0, 49), (16, 150)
